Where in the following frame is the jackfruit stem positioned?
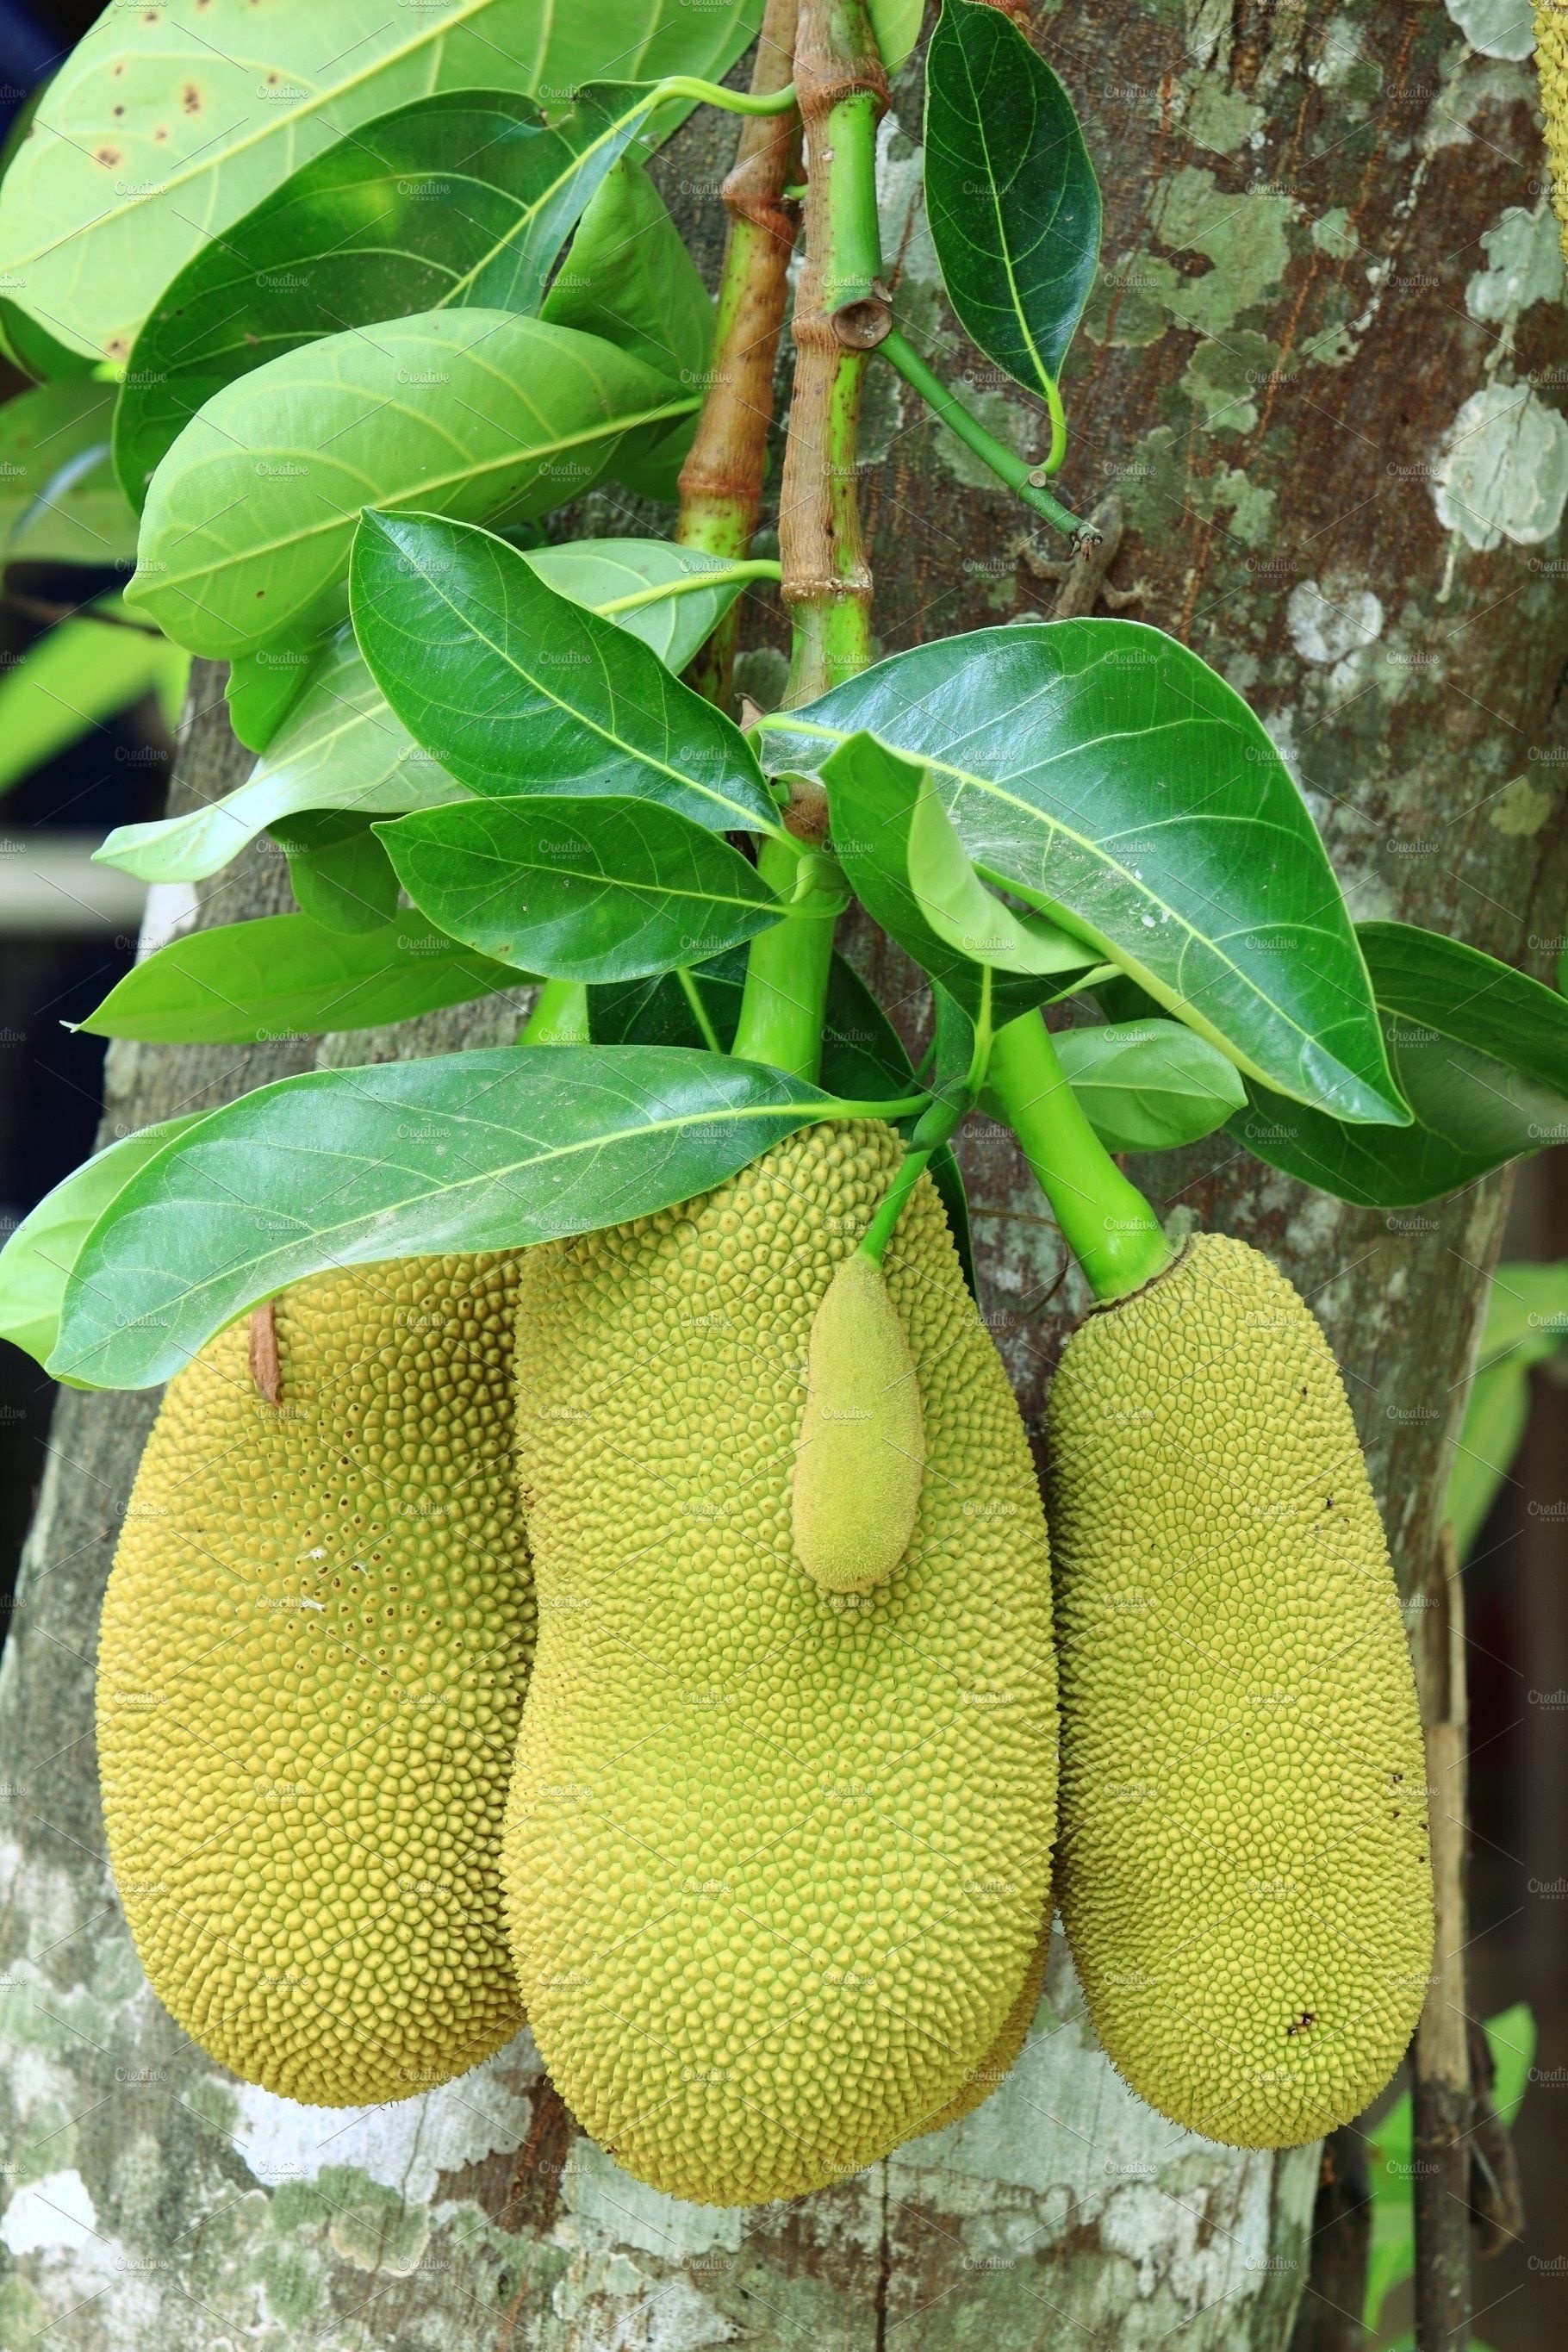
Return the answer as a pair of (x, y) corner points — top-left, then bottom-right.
(987, 1010), (1173, 1303)
(522, 979), (590, 1046)
(674, 0), (801, 708)
(730, 834), (838, 1080)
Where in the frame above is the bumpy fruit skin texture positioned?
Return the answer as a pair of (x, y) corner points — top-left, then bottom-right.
(1048, 1234), (1433, 2149)
(1538, 6), (1568, 262)
(792, 1249), (925, 1591)
(505, 1122), (1056, 2205)
(98, 1256), (532, 2107)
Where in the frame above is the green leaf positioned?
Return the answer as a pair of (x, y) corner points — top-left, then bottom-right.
(97, 628), (470, 887)
(224, 634), (320, 756)
(0, 0), (764, 362)
(51, 1046), (830, 1389)
(1445, 1360), (1531, 1561)
(113, 84), (669, 507)
(97, 543), (750, 885)
(1445, 1262), (1568, 1555)
(1485, 2002), (1535, 2126)
(544, 153), (712, 388)
(528, 538), (752, 673)
(76, 909), (524, 1046)
(0, 1115), (206, 1372)
(1055, 1020), (1247, 1153)
(0, 296), (97, 385)
(542, 157), (712, 501)
(1234, 924), (1568, 1206)
(762, 623), (1403, 1123)
(0, 379), (139, 566)
(352, 510), (779, 833)
(273, 811), (401, 934)
(0, 610), (188, 797)
(588, 945), (748, 1052)
(870, 0), (927, 71)
(820, 731), (1102, 1026)
(125, 311), (697, 656)
(924, 2), (1101, 452)
(378, 794), (782, 981)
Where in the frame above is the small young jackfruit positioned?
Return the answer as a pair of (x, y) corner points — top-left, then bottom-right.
(504, 1121), (1057, 2206)
(98, 1256), (532, 2107)
(792, 1248), (925, 1590)
(1047, 1234), (1433, 2150)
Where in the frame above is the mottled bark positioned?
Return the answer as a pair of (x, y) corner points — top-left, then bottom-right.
(2, 4), (1567, 2347)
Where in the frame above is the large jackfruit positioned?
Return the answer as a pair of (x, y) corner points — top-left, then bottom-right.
(503, 1121), (1056, 2205)
(1047, 1233), (1432, 2148)
(98, 1256), (532, 2106)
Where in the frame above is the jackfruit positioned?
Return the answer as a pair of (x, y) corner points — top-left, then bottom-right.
(1046, 1233), (1432, 2148)
(1537, 7), (1568, 264)
(503, 1120), (1056, 2204)
(97, 1255), (532, 2106)
(792, 1248), (925, 1591)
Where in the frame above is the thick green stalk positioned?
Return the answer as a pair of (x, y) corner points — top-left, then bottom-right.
(986, 1010), (1172, 1302)
(675, 0), (802, 706)
(521, 977), (590, 1045)
(731, 0), (888, 1078)
(727, 833), (839, 1079)
(880, 328), (1086, 542)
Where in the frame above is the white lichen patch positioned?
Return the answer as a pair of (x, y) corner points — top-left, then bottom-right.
(1434, 383), (1568, 550)
(560, 2140), (744, 2262)
(1465, 207), (1564, 322)
(1489, 773), (1554, 834)
(1286, 580), (1387, 665)
(0, 2167), (96, 2254)
(231, 2031), (537, 2206)
(1445, 0), (1537, 60)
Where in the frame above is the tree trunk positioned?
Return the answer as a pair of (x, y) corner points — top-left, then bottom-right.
(1, 4), (1565, 2345)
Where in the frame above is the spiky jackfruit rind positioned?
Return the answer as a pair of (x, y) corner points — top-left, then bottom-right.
(98, 1255), (532, 2107)
(504, 1121), (1057, 2206)
(1537, 9), (1568, 264)
(1048, 1232), (1433, 2149)
(792, 1249), (926, 1591)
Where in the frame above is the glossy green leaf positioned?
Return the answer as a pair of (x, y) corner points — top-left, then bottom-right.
(924, 2), (1100, 445)
(0, 0), (763, 361)
(1055, 1020), (1246, 1153)
(378, 794), (782, 982)
(273, 811), (401, 934)
(0, 610), (188, 797)
(905, 767), (1104, 977)
(1234, 924), (1568, 1205)
(820, 731), (1101, 1027)
(126, 312), (697, 656)
(0, 379), (139, 566)
(0, 1115), (206, 1371)
(76, 909), (523, 1046)
(114, 84), (669, 506)
(542, 158), (712, 501)
(52, 1046), (831, 1389)
(352, 511), (779, 832)
(763, 623), (1403, 1123)
(98, 542), (750, 885)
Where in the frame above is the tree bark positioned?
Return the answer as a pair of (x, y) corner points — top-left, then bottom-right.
(2, 5), (1566, 2347)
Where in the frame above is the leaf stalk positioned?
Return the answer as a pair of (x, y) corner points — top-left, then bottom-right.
(879, 327), (1087, 542)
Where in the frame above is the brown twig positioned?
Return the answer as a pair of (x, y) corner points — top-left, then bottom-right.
(674, 0), (802, 706)
(248, 1301), (282, 1404)
(1411, 1521), (1471, 2352)
(776, 0), (889, 705)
